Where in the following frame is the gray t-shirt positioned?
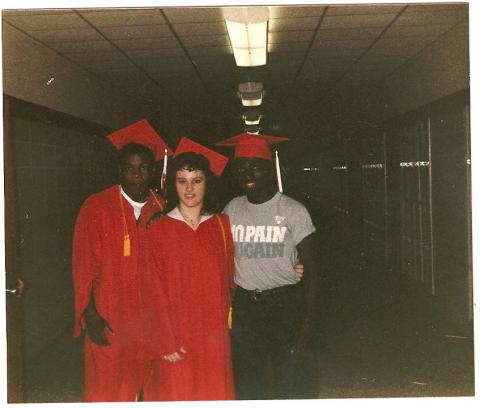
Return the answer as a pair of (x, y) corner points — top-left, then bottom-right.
(224, 192), (316, 290)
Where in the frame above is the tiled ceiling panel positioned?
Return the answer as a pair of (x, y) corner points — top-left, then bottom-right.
(312, 38), (374, 50)
(321, 13), (397, 29)
(78, 9), (165, 26)
(326, 4), (405, 15)
(269, 30), (314, 44)
(112, 37), (179, 50)
(318, 27), (383, 40)
(181, 34), (230, 48)
(383, 23), (452, 39)
(395, 8), (468, 26)
(26, 28), (103, 43)
(269, 6), (326, 18)
(2, 3), (468, 128)
(163, 7), (224, 23)
(48, 39), (117, 53)
(188, 45), (232, 57)
(269, 17), (320, 32)
(172, 22), (228, 36)
(99, 24), (172, 39)
(3, 11), (88, 30)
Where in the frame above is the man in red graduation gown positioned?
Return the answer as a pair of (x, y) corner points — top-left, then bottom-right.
(72, 120), (179, 402)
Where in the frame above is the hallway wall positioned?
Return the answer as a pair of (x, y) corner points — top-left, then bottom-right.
(333, 19), (469, 129)
(2, 23), (150, 129)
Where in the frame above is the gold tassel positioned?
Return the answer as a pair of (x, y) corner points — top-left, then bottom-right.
(228, 306), (232, 329)
(123, 234), (131, 257)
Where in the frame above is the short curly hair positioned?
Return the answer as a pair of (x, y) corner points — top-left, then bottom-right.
(165, 152), (221, 214)
(118, 142), (155, 166)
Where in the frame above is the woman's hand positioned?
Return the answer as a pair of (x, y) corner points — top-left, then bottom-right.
(163, 347), (187, 363)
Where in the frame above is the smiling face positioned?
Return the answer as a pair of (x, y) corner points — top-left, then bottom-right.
(234, 157), (276, 203)
(175, 167), (207, 210)
(119, 152), (154, 202)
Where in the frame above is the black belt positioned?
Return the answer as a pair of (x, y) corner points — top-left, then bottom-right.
(237, 284), (297, 301)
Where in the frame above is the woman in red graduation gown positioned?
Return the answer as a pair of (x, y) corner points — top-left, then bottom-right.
(143, 137), (235, 401)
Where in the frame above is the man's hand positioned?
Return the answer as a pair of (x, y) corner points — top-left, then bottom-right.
(294, 259), (304, 281)
(84, 309), (114, 346)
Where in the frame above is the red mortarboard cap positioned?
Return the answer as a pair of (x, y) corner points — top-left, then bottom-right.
(174, 136), (229, 176)
(215, 133), (289, 161)
(107, 119), (173, 161)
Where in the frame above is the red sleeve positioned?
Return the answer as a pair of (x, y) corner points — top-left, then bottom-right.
(71, 198), (102, 337)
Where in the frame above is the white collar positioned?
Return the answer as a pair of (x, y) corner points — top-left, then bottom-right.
(167, 207), (213, 226)
(120, 186), (148, 208)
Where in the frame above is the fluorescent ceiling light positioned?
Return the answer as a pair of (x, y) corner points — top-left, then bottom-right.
(243, 110), (262, 125)
(241, 91), (263, 107)
(245, 125), (261, 135)
(238, 82), (263, 94)
(224, 7), (269, 67)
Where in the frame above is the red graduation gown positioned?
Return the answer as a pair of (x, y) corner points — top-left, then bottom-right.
(72, 185), (175, 402)
(144, 213), (235, 401)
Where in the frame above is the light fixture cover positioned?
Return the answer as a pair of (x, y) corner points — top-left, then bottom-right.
(241, 92), (263, 107)
(238, 82), (263, 93)
(224, 7), (269, 67)
(243, 110), (262, 125)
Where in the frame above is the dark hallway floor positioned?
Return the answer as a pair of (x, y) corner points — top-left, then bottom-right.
(22, 213), (475, 403)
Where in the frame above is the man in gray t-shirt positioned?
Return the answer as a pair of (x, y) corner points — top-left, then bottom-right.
(224, 192), (316, 290)
(218, 133), (318, 400)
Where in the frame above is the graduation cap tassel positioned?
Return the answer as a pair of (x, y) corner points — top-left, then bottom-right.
(123, 234), (131, 257)
(161, 148), (168, 192)
(275, 150), (283, 193)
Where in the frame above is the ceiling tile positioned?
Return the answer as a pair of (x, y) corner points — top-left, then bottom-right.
(362, 46), (417, 58)
(79, 58), (137, 70)
(125, 48), (186, 58)
(26, 28), (103, 43)
(372, 36), (435, 51)
(317, 27), (383, 41)
(357, 54), (410, 67)
(268, 42), (309, 54)
(79, 9), (165, 27)
(188, 45), (232, 57)
(3, 10), (68, 17)
(99, 24), (172, 39)
(269, 17), (320, 32)
(269, 6), (326, 19)
(49, 39), (117, 53)
(131, 54), (191, 67)
(394, 9), (467, 26)
(268, 50), (305, 63)
(181, 34), (230, 48)
(308, 48), (364, 60)
(312, 38), (374, 51)
(191, 53), (233, 63)
(383, 23), (450, 39)
(163, 7), (224, 23)
(321, 13), (397, 29)
(63, 49), (127, 63)
(143, 65), (197, 79)
(269, 30), (314, 44)
(3, 11), (89, 31)
(173, 21), (227, 36)
(113, 37), (179, 50)
(327, 4), (405, 16)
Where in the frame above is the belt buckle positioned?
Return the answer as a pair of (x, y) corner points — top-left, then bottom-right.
(253, 289), (263, 301)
